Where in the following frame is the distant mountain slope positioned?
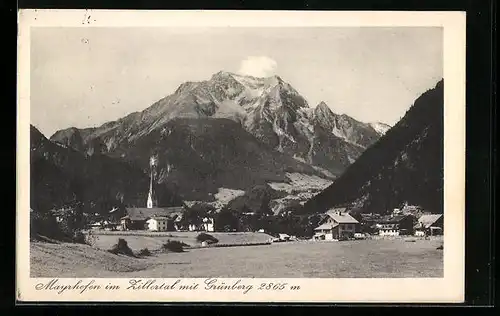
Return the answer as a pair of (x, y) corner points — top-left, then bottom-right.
(50, 71), (387, 178)
(106, 117), (327, 201)
(303, 79), (444, 215)
(227, 184), (285, 213)
(30, 125), (183, 213)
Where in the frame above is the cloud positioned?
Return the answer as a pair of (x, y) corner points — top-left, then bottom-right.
(238, 56), (278, 77)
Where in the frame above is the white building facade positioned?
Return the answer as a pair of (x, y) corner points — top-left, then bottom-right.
(203, 217), (215, 232)
(146, 217), (169, 232)
(314, 208), (360, 240)
(378, 228), (400, 236)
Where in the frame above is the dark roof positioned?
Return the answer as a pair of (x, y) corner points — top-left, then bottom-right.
(379, 225), (399, 230)
(122, 207), (185, 221)
(361, 213), (382, 220)
(147, 216), (169, 221)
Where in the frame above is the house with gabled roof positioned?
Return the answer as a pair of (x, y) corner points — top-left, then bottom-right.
(313, 207), (360, 240)
(415, 214), (443, 236)
(376, 214), (415, 236)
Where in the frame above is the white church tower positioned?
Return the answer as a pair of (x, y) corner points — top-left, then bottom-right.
(147, 155), (157, 208)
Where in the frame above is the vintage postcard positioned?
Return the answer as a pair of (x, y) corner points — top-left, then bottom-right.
(17, 10), (466, 303)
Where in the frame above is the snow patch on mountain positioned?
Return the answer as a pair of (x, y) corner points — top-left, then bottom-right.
(213, 99), (247, 122)
(370, 122), (391, 135)
(331, 125), (347, 140)
(231, 73), (266, 89)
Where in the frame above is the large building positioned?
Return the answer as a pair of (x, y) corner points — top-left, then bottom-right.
(121, 207), (185, 231)
(314, 208), (360, 240)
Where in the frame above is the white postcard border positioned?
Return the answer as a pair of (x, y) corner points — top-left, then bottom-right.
(17, 9), (466, 303)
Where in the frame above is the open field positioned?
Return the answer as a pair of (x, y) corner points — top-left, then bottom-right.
(87, 231), (274, 250)
(31, 238), (443, 278)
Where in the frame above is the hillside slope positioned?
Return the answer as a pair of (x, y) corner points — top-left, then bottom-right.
(30, 125), (183, 213)
(303, 79), (444, 215)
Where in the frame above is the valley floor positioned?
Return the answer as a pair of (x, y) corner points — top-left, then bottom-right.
(31, 238), (443, 278)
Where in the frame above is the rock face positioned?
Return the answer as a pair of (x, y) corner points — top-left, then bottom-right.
(303, 79), (444, 215)
(49, 71), (387, 200)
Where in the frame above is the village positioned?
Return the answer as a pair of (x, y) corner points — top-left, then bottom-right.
(74, 204), (443, 242)
(48, 155), (444, 244)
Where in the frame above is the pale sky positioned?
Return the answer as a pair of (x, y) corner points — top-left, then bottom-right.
(31, 27), (443, 137)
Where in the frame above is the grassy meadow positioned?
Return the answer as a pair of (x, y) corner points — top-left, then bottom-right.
(87, 231), (273, 250)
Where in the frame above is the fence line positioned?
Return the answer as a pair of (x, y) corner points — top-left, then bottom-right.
(87, 230), (190, 238)
(183, 241), (272, 250)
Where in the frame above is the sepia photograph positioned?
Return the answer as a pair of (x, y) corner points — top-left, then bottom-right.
(17, 10), (465, 302)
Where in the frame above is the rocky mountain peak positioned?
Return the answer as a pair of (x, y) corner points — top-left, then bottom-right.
(210, 71), (239, 82)
(314, 101), (334, 116)
(174, 81), (198, 94)
(317, 101), (328, 108)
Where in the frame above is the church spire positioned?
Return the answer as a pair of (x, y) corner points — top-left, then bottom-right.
(147, 155), (157, 208)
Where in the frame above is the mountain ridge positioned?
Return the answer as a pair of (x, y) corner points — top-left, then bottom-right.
(303, 79), (444, 215)
(50, 71), (388, 178)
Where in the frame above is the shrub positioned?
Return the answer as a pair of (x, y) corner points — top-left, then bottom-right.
(138, 248), (152, 256)
(84, 231), (98, 246)
(196, 233), (219, 244)
(108, 238), (136, 257)
(72, 231), (87, 244)
(162, 240), (186, 253)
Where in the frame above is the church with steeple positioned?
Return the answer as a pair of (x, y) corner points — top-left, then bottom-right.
(120, 154), (186, 231)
